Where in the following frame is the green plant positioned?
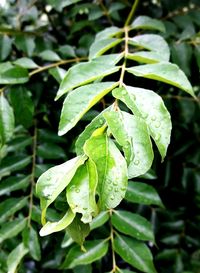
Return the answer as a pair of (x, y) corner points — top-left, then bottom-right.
(0, 1), (199, 273)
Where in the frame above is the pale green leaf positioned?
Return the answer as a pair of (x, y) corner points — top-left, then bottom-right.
(89, 38), (122, 60)
(127, 51), (167, 64)
(0, 218), (27, 244)
(7, 243), (28, 273)
(125, 182), (164, 207)
(40, 209), (75, 236)
(58, 82), (117, 136)
(112, 86), (172, 160)
(62, 240), (109, 268)
(104, 110), (153, 178)
(75, 106), (111, 155)
(61, 232), (73, 248)
(84, 135), (128, 210)
(95, 26), (122, 42)
(67, 160), (98, 223)
(56, 54), (121, 99)
(131, 15), (165, 32)
(66, 215), (90, 246)
(0, 94), (14, 146)
(0, 197), (28, 224)
(90, 211), (109, 230)
(114, 234), (157, 273)
(39, 50), (61, 61)
(13, 57), (39, 69)
(49, 67), (66, 83)
(128, 34), (170, 62)
(112, 210), (154, 242)
(36, 155), (87, 224)
(126, 63), (194, 97)
(0, 62), (29, 84)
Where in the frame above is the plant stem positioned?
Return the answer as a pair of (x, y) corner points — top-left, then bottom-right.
(119, 26), (129, 86)
(27, 122), (37, 227)
(29, 57), (87, 77)
(124, 0), (140, 27)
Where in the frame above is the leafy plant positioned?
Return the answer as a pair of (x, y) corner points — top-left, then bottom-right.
(0, 1), (199, 273)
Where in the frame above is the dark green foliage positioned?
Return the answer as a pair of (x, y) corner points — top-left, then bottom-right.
(0, 1), (199, 273)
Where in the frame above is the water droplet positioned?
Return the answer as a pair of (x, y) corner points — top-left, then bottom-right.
(131, 94), (136, 100)
(75, 188), (80, 193)
(115, 188), (119, 192)
(121, 187), (126, 191)
(142, 112), (148, 119)
(107, 179), (112, 184)
(83, 207), (87, 210)
(47, 175), (51, 181)
(110, 195), (115, 200)
(134, 159), (140, 165)
(113, 181), (118, 186)
(121, 89), (127, 95)
(151, 116), (156, 121)
(155, 134), (161, 141)
(108, 186), (113, 191)
(99, 119), (104, 125)
(155, 121), (161, 128)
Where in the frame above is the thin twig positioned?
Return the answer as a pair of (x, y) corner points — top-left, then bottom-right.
(124, 0), (140, 27)
(99, 0), (113, 25)
(27, 122), (37, 227)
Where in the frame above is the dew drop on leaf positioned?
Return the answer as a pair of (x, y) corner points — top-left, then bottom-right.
(151, 115), (156, 121)
(110, 195), (115, 200)
(134, 159), (140, 165)
(155, 121), (161, 128)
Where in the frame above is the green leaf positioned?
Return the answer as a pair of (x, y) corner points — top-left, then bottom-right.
(23, 227), (41, 261)
(104, 110), (153, 178)
(14, 35), (35, 57)
(0, 94), (14, 146)
(47, 0), (83, 11)
(90, 211), (109, 230)
(58, 82), (117, 136)
(56, 54), (121, 99)
(95, 26), (122, 42)
(89, 38), (122, 60)
(49, 67), (66, 83)
(125, 182), (164, 207)
(0, 156), (32, 179)
(36, 155), (86, 224)
(0, 62), (29, 84)
(128, 34), (170, 62)
(0, 175), (30, 196)
(37, 143), (66, 159)
(131, 15), (165, 32)
(127, 51), (167, 64)
(13, 57), (39, 69)
(126, 63), (194, 97)
(111, 210), (154, 242)
(9, 86), (34, 128)
(39, 50), (61, 61)
(67, 160), (98, 223)
(114, 234), (157, 273)
(39, 209), (75, 236)
(66, 215), (90, 246)
(75, 106), (111, 155)
(0, 197), (28, 224)
(0, 218), (27, 244)
(112, 86), (172, 160)
(7, 243), (28, 273)
(0, 35), (12, 61)
(61, 232), (74, 248)
(84, 135), (128, 210)
(62, 239), (108, 268)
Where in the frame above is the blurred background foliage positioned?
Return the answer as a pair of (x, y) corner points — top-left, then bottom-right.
(0, 0), (200, 272)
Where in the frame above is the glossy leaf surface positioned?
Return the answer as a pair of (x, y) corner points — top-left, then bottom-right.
(84, 135), (128, 210)
(112, 86), (172, 160)
(131, 15), (165, 32)
(58, 82), (117, 136)
(126, 63), (194, 97)
(36, 155), (86, 224)
(114, 234), (157, 273)
(62, 240), (108, 268)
